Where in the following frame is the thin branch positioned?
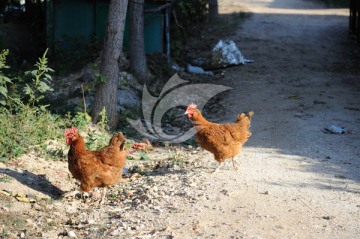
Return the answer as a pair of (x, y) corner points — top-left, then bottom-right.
(81, 84), (87, 115)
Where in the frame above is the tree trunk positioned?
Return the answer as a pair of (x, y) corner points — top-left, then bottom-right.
(92, 0), (128, 129)
(129, 0), (148, 83)
(208, 0), (219, 22)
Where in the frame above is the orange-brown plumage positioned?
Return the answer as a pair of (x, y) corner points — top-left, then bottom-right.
(64, 128), (126, 195)
(185, 103), (253, 170)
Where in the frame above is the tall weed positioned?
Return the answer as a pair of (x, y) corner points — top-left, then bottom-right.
(0, 49), (114, 162)
(0, 50), (66, 161)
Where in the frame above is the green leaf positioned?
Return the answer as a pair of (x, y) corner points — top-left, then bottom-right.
(24, 85), (33, 95)
(0, 86), (7, 96)
(40, 105), (49, 111)
(44, 74), (52, 80)
(94, 74), (107, 84)
(36, 95), (44, 101)
(84, 113), (92, 122)
(0, 157), (9, 163)
(38, 81), (53, 92)
(138, 152), (150, 161)
(0, 75), (11, 83)
(126, 155), (136, 160)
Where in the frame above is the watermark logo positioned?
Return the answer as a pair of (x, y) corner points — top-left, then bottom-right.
(127, 74), (231, 143)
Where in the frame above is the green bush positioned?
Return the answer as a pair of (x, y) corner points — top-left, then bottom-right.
(0, 49), (67, 161)
(0, 49), (115, 162)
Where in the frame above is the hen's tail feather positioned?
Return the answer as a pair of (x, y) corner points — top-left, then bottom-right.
(120, 140), (125, 151)
(236, 111), (254, 121)
(246, 111), (254, 119)
(109, 132), (126, 150)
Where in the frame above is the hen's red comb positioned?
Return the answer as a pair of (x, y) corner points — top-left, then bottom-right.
(64, 128), (78, 137)
(188, 103), (197, 109)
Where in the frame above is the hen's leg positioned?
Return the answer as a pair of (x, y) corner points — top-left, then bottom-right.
(231, 157), (239, 170)
(212, 162), (222, 173)
(99, 187), (107, 206)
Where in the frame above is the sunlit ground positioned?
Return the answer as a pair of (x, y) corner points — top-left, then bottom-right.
(218, 0), (348, 16)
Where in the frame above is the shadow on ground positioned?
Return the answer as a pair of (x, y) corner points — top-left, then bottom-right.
(0, 168), (64, 199)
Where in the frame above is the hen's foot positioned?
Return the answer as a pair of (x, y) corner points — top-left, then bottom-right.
(62, 190), (81, 199)
(62, 191), (90, 200)
(212, 167), (221, 173)
(231, 158), (239, 171)
(207, 162), (222, 173)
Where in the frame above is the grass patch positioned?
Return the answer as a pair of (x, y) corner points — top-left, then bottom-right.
(0, 175), (13, 183)
(0, 49), (115, 162)
(0, 213), (27, 238)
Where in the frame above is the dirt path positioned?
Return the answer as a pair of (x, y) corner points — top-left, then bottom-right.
(163, 1), (360, 238)
(1, 0), (359, 238)
(207, 0), (360, 238)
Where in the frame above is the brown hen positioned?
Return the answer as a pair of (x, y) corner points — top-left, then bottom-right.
(64, 128), (126, 204)
(185, 103), (253, 171)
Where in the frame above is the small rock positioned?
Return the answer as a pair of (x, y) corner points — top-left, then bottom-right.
(66, 218), (79, 226)
(85, 219), (95, 225)
(323, 125), (346, 134)
(16, 168), (24, 174)
(130, 173), (142, 179)
(138, 194), (150, 202)
(2, 207), (9, 212)
(111, 228), (123, 236)
(173, 165), (181, 170)
(189, 182), (197, 187)
(32, 204), (42, 211)
(153, 206), (163, 213)
(68, 230), (77, 238)
(91, 191), (101, 199)
(66, 206), (78, 214)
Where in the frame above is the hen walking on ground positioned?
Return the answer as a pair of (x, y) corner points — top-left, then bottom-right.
(185, 103), (253, 171)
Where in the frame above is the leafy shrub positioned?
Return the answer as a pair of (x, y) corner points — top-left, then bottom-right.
(0, 49), (116, 162)
(0, 49), (67, 160)
(0, 49), (11, 106)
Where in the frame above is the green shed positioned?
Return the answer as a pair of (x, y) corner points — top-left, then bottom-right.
(46, 0), (172, 54)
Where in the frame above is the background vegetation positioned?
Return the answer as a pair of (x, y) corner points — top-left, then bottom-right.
(0, 49), (110, 162)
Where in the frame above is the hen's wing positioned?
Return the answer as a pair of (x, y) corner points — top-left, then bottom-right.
(224, 112), (253, 143)
(196, 124), (237, 150)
